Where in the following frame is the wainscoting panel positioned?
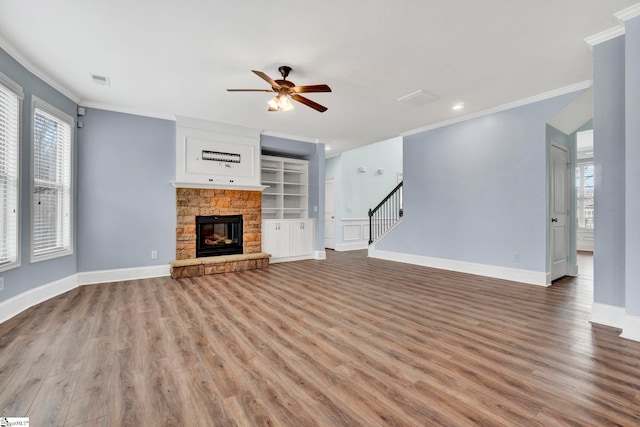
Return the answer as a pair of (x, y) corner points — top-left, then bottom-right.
(335, 218), (369, 251)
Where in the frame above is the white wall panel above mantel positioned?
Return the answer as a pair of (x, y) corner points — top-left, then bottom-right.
(175, 116), (262, 189)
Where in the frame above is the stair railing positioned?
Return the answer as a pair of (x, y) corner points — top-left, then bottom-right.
(368, 181), (403, 244)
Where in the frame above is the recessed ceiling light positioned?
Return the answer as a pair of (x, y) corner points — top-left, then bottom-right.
(325, 145), (331, 151)
(452, 103), (465, 111)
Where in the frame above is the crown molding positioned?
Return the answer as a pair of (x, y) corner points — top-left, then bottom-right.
(0, 35), (81, 104)
(615, 3), (640, 23)
(583, 2), (640, 49)
(400, 80), (591, 138)
(79, 101), (176, 121)
(260, 130), (321, 144)
(584, 25), (626, 48)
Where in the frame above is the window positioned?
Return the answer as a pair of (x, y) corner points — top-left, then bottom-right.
(576, 162), (594, 230)
(31, 97), (73, 261)
(0, 74), (22, 272)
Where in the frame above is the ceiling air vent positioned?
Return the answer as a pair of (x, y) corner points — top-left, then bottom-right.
(91, 74), (110, 86)
(398, 89), (438, 106)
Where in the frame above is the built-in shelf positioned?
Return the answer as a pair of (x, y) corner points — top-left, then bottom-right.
(261, 155), (308, 220)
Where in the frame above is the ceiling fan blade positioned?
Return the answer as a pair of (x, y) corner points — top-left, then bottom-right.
(292, 84), (332, 93)
(252, 70), (281, 89)
(290, 94), (328, 112)
(227, 89), (274, 92)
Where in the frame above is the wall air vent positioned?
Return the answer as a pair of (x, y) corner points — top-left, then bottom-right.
(398, 89), (438, 106)
(91, 74), (110, 86)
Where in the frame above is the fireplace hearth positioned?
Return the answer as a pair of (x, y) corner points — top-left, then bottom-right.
(196, 215), (243, 257)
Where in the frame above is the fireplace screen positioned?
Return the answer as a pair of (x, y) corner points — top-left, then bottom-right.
(196, 215), (243, 257)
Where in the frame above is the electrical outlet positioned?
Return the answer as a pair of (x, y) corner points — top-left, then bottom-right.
(151, 250), (158, 259)
(514, 252), (520, 262)
(0, 277), (4, 291)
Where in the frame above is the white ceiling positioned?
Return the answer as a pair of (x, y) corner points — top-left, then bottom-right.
(0, 1), (636, 154)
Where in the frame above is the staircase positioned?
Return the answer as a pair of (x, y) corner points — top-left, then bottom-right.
(368, 181), (403, 244)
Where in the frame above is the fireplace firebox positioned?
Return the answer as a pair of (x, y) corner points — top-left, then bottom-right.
(196, 215), (243, 257)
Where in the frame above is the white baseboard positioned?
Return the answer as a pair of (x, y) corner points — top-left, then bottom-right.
(335, 241), (368, 252)
(77, 264), (170, 285)
(0, 264), (170, 325)
(369, 249), (549, 286)
(269, 254), (315, 264)
(271, 250), (330, 262)
(568, 263), (579, 277)
(590, 302), (625, 329)
(621, 314), (640, 342)
(0, 274), (78, 324)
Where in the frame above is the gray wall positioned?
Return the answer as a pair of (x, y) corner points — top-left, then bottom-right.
(77, 109), (176, 271)
(323, 137), (402, 245)
(260, 135), (325, 252)
(626, 17), (640, 315)
(338, 137), (402, 218)
(377, 91), (581, 273)
(593, 35), (626, 307)
(0, 47), (78, 302)
(325, 155), (339, 179)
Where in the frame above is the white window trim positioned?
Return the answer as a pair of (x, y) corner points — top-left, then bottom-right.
(30, 96), (75, 263)
(576, 160), (594, 231)
(0, 72), (23, 273)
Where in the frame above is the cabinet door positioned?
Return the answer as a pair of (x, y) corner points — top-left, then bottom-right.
(262, 221), (289, 258)
(290, 220), (314, 256)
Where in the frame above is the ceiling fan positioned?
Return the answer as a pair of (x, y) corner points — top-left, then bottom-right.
(227, 65), (331, 113)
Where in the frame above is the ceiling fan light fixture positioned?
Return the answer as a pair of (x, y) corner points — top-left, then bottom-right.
(268, 96), (280, 111)
(228, 66), (329, 112)
(279, 95), (294, 111)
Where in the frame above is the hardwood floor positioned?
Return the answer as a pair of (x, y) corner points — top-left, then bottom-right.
(1, 250), (639, 426)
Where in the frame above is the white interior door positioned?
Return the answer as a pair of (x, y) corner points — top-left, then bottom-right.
(550, 144), (569, 281)
(324, 178), (336, 249)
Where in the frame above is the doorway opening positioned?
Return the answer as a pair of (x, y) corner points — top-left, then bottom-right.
(576, 130), (594, 253)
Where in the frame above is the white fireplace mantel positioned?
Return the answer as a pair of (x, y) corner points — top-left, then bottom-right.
(170, 181), (268, 192)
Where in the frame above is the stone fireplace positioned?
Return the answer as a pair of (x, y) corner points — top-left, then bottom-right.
(171, 188), (270, 278)
(170, 117), (270, 278)
(175, 188), (262, 259)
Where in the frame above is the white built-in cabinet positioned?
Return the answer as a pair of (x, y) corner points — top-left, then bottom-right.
(262, 219), (315, 262)
(261, 155), (314, 262)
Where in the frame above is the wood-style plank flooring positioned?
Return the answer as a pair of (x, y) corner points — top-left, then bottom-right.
(2, 250), (640, 426)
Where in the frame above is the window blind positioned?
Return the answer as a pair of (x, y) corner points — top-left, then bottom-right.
(0, 81), (20, 269)
(32, 105), (72, 258)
